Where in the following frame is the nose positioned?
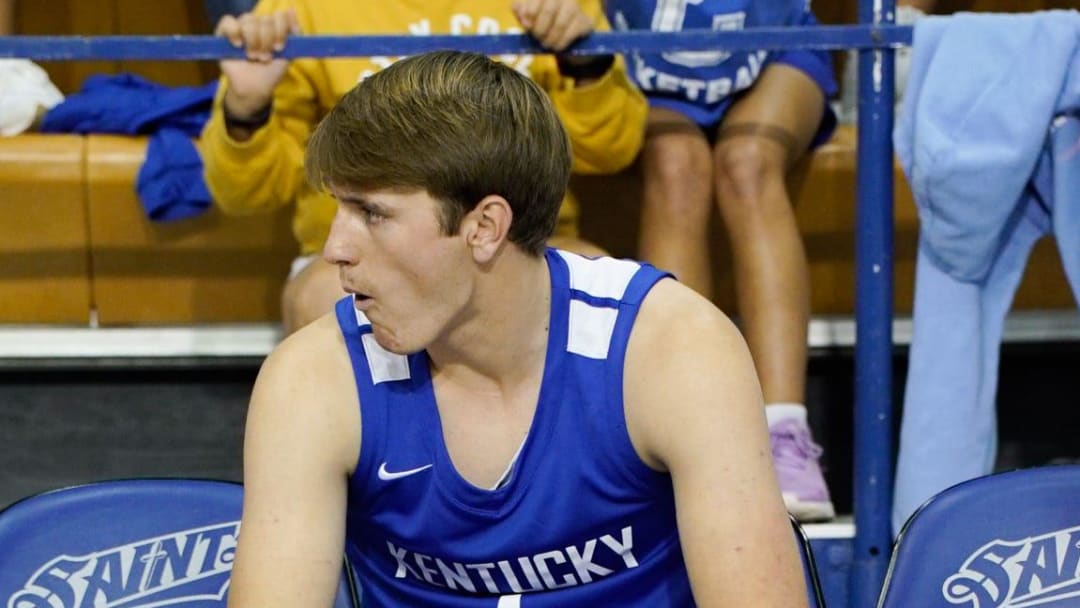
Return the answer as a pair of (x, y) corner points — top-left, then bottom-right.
(322, 206), (359, 267)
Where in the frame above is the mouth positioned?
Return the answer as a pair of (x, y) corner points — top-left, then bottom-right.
(353, 292), (374, 311)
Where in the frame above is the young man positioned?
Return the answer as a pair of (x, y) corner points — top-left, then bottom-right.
(201, 0), (645, 334)
(604, 0), (838, 521)
(227, 51), (807, 607)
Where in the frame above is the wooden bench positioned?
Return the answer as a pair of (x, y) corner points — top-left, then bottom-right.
(85, 136), (297, 325)
(0, 136), (89, 324)
(4, 0), (1072, 327)
(2, 124), (1071, 326)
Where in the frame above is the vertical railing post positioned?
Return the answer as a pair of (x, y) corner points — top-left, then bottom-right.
(851, 0), (897, 605)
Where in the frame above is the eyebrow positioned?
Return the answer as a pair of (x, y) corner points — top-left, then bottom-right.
(337, 194), (392, 215)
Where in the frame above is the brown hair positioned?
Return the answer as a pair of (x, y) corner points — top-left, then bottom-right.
(306, 50), (571, 255)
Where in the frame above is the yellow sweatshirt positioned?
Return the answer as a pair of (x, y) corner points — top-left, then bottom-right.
(201, 0), (646, 255)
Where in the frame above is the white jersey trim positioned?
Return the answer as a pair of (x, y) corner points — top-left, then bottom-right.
(558, 251), (639, 360)
(568, 300), (619, 360)
(558, 251), (640, 300)
(355, 309), (411, 384)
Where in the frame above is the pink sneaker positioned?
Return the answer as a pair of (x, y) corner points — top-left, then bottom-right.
(769, 418), (835, 522)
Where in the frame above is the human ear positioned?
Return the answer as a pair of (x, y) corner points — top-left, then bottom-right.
(464, 195), (511, 263)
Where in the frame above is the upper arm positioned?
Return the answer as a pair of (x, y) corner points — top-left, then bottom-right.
(228, 315), (360, 608)
(624, 280), (807, 608)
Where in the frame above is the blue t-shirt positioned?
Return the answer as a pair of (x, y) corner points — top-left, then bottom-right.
(606, 0), (824, 127)
(335, 249), (693, 607)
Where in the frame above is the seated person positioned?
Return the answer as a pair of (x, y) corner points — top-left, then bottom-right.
(201, 0), (646, 334)
(227, 49), (808, 608)
(605, 0), (838, 521)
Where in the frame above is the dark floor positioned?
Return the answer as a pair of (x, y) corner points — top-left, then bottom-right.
(808, 341), (1080, 513)
(0, 364), (251, 508)
(2, 343), (1079, 511)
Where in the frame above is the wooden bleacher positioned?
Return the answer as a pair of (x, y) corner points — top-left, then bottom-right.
(2, 0), (1074, 333)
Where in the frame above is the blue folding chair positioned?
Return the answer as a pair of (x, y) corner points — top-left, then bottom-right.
(878, 464), (1080, 608)
(0, 478), (359, 607)
(791, 515), (828, 608)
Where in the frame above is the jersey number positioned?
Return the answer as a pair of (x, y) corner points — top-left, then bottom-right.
(497, 595), (522, 607)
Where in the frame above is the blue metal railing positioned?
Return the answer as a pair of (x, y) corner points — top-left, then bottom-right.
(853, 3), (898, 606)
(0, 19), (904, 608)
(0, 26), (912, 60)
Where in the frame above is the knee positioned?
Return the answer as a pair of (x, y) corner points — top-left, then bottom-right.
(281, 283), (331, 335)
(281, 261), (343, 334)
(643, 139), (712, 217)
(714, 139), (783, 206)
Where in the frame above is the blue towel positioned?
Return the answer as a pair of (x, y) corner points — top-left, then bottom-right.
(894, 11), (1080, 282)
(41, 73), (216, 137)
(136, 128), (214, 222)
(41, 74), (218, 222)
(891, 11), (1080, 535)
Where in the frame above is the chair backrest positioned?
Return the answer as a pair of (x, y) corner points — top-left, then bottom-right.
(878, 464), (1080, 608)
(791, 514), (828, 608)
(0, 478), (359, 608)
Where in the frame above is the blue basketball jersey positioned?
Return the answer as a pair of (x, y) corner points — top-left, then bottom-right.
(334, 249), (692, 607)
(606, 0), (810, 127)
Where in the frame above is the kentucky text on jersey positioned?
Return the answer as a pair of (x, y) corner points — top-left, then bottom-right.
(629, 49), (767, 103)
(605, 0), (831, 128)
(8, 522), (238, 608)
(609, 3), (772, 106)
(386, 526), (638, 594)
(943, 524), (1080, 607)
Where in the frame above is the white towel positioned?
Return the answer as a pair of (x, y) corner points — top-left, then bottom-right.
(0, 59), (64, 136)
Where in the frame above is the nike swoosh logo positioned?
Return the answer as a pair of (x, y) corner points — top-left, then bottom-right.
(377, 462), (433, 481)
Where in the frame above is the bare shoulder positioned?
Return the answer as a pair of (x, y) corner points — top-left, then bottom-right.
(623, 278), (764, 471)
(249, 312), (360, 475)
(256, 313), (352, 399)
(630, 278), (746, 363)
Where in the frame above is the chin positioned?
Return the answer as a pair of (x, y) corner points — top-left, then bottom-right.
(370, 325), (423, 356)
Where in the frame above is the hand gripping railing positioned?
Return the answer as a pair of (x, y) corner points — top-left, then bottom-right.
(0, 12), (908, 607)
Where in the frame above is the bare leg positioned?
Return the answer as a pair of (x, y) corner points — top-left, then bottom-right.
(638, 106), (714, 296)
(713, 64), (824, 404)
(281, 257), (346, 335)
(716, 64), (834, 520)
